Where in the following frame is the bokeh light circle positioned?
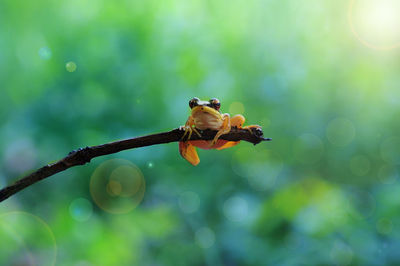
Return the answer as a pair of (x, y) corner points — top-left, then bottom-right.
(223, 196), (248, 222)
(0, 211), (57, 266)
(69, 198), (93, 222)
(349, 0), (400, 50)
(229, 101), (245, 115)
(90, 159), (146, 214)
(178, 191), (200, 214)
(66, 61), (77, 72)
(326, 118), (356, 147)
(38, 47), (52, 60)
(194, 227), (215, 249)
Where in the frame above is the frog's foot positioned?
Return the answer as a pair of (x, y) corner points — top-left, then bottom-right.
(180, 125), (201, 141)
(242, 125), (262, 135)
(208, 114), (243, 149)
(231, 114), (246, 128)
(230, 114), (262, 135)
(179, 141), (200, 166)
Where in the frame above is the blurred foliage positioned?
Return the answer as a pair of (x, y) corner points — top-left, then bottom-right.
(1, 0), (400, 265)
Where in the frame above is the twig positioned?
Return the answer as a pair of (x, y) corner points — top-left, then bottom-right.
(0, 127), (271, 203)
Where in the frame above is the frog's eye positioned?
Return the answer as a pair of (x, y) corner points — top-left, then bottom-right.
(209, 98), (220, 110)
(189, 97), (200, 109)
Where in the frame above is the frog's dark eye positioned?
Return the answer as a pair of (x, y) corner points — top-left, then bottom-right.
(189, 97), (200, 109)
(209, 98), (220, 110)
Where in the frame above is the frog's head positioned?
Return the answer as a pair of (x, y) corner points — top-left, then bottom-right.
(189, 97), (221, 112)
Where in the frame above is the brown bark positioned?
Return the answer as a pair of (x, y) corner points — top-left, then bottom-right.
(0, 127), (271, 203)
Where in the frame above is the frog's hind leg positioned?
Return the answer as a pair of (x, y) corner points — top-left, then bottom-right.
(215, 114), (244, 150)
(231, 114), (245, 128)
(211, 113), (231, 147)
(179, 141), (200, 166)
(231, 114), (261, 134)
(216, 114), (261, 149)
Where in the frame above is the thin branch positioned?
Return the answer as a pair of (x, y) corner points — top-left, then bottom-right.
(0, 127), (271, 203)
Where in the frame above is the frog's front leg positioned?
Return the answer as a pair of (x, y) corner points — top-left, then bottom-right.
(180, 115), (201, 141)
(210, 113), (231, 146)
(213, 115), (262, 150)
(214, 114), (243, 150)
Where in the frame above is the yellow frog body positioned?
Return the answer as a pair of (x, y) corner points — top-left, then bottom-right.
(179, 97), (260, 166)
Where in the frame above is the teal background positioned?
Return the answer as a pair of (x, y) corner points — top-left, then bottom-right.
(1, 0), (400, 265)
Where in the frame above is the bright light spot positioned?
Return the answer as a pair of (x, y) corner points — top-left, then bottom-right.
(229, 102), (245, 115)
(349, 0), (400, 50)
(69, 198), (93, 222)
(147, 161), (154, 168)
(349, 155), (370, 176)
(326, 118), (356, 147)
(223, 196), (248, 222)
(195, 227), (215, 249)
(90, 159), (146, 214)
(0, 212), (57, 266)
(66, 61), (77, 72)
(110, 165), (142, 197)
(107, 180), (122, 196)
(178, 191), (200, 214)
(376, 218), (393, 234)
(293, 134), (324, 164)
(378, 165), (398, 184)
(38, 47), (52, 60)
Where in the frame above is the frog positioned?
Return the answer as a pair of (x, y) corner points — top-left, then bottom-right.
(179, 97), (261, 166)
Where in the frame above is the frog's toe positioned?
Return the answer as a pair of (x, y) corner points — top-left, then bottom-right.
(243, 125), (262, 135)
(180, 126), (193, 141)
(193, 128), (202, 138)
(210, 138), (218, 147)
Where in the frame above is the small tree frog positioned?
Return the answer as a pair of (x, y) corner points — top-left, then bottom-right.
(179, 97), (260, 166)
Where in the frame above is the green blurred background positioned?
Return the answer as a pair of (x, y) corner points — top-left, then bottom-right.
(1, 0), (400, 265)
